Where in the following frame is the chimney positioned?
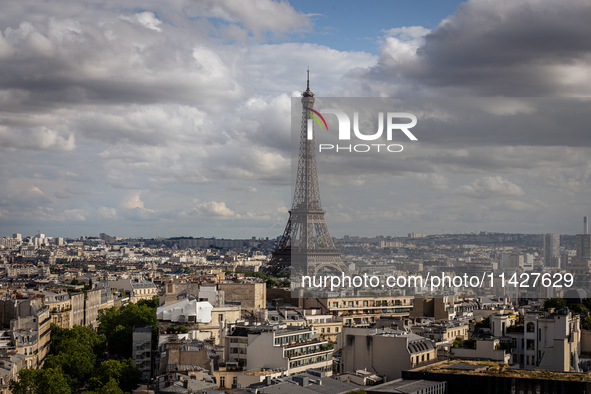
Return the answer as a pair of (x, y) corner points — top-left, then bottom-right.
(585, 216), (588, 235)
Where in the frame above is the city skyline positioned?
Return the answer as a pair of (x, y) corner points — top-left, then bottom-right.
(2, 0), (591, 239)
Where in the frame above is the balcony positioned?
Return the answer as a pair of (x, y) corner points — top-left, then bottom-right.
(285, 342), (333, 359)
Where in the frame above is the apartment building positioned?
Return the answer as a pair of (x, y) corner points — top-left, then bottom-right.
(411, 296), (477, 320)
(157, 298), (241, 344)
(132, 326), (152, 380)
(303, 310), (342, 343)
(224, 325), (333, 377)
(339, 327), (436, 381)
(43, 291), (71, 329)
(10, 299), (51, 369)
(0, 351), (26, 394)
(303, 296), (413, 327)
(410, 319), (470, 343)
(507, 309), (581, 371)
(109, 278), (158, 304)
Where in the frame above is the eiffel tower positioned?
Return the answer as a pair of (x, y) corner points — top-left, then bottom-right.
(267, 71), (350, 277)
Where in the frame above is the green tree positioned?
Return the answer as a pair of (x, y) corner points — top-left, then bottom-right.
(10, 368), (71, 394)
(136, 296), (159, 309)
(86, 378), (125, 394)
(44, 338), (96, 391)
(572, 303), (589, 314)
(88, 359), (140, 393)
(50, 324), (106, 357)
(543, 298), (566, 311)
(98, 303), (156, 358)
(583, 316), (591, 330)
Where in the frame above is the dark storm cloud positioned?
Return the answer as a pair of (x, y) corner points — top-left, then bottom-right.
(353, 0), (591, 96)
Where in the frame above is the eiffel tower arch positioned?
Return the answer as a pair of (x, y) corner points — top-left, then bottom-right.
(267, 72), (350, 278)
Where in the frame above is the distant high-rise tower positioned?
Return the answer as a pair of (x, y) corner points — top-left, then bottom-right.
(577, 216), (591, 259)
(543, 233), (560, 268)
(268, 71), (349, 277)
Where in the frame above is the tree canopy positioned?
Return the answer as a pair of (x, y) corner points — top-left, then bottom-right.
(98, 302), (157, 359)
(543, 298), (567, 311)
(87, 359), (140, 393)
(10, 368), (71, 394)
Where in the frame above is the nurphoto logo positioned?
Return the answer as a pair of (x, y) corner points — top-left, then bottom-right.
(307, 109), (418, 153)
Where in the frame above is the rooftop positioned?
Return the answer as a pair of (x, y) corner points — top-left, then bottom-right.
(418, 360), (591, 382)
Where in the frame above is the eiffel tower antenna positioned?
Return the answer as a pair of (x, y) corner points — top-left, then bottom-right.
(267, 71), (349, 278)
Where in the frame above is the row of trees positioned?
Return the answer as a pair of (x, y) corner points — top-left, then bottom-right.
(10, 325), (140, 394)
(10, 296), (159, 393)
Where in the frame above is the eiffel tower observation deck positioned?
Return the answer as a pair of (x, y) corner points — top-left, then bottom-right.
(267, 72), (350, 278)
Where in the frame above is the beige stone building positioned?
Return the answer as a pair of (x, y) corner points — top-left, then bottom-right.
(410, 320), (469, 343)
(218, 282), (266, 314)
(10, 299), (51, 369)
(411, 296), (477, 320)
(303, 310), (342, 343)
(42, 291), (72, 329)
(222, 324), (333, 381)
(109, 279), (158, 304)
(303, 296), (413, 327)
(0, 351), (26, 394)
(507, 309), (581, 371)
(339, 327), (436, 380)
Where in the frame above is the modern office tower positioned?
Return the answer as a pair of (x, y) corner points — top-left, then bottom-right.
(543, 233), (560, 268)
(12, 233), (22, 242)
(523, 254), (534, 270)
(508, 253), (524, 269)
(501, 253), (510, 269)
(576, 216), (591, 259)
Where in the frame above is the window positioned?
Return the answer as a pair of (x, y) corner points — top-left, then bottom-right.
(233, 377), (238, 385)
(219, 314), (223, 322)
(527, 340), (535, 351)
(327, 328), (331, 333)
(219, 377), (225, 388)
(526, 322), (535, 333)
(335, 328), (339, 332)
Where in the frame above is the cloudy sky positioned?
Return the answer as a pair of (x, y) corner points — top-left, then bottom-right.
(1, 0), (591, 239)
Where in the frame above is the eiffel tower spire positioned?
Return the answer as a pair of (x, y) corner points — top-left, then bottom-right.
(267, 72), (349, 277)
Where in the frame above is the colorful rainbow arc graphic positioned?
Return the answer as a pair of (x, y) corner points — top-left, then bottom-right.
(306, 108), (328, 132)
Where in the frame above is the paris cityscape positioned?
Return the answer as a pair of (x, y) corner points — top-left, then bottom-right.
(2, 0), (591, 393)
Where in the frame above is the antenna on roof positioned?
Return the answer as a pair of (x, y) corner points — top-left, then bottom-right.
(307, 68), (310, 91)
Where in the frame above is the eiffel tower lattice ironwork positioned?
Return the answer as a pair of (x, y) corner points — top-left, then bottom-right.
(268, 71), (350, 277)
